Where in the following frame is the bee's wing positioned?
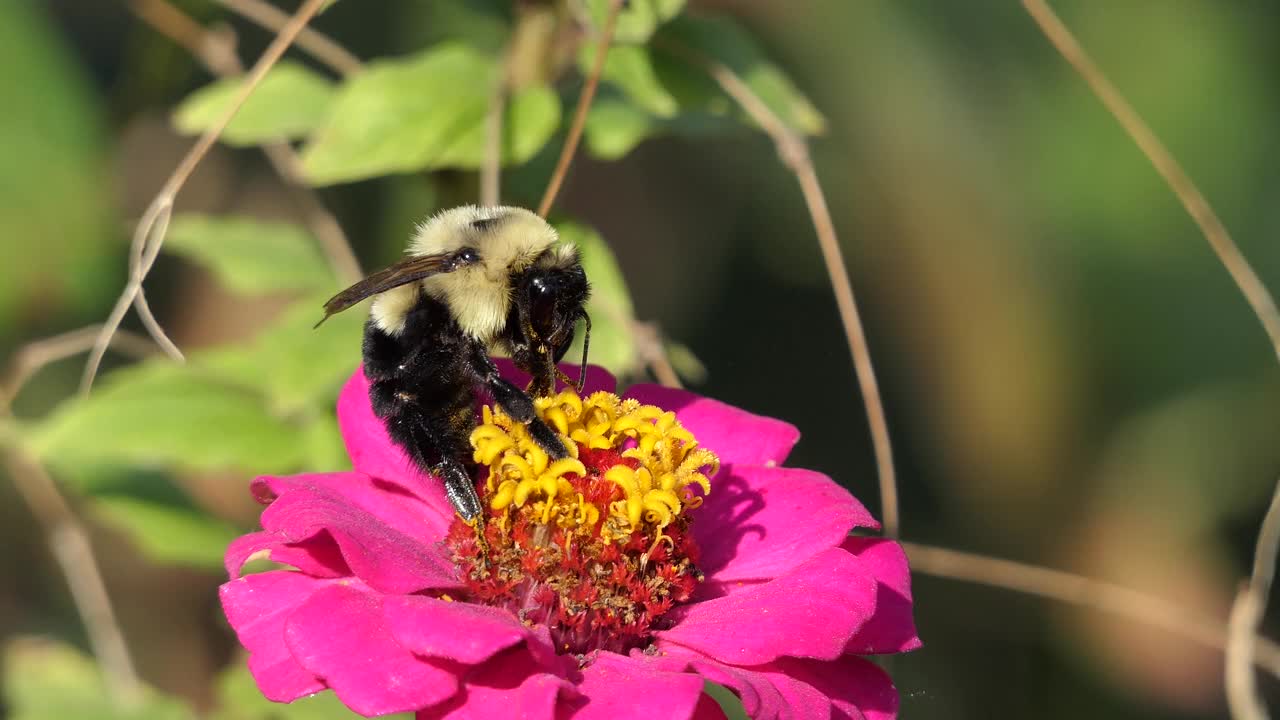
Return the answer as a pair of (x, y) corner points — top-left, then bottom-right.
(315, 251), (470, 327)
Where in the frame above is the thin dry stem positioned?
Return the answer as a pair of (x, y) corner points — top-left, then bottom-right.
(0, 325), (154, 411)
(1227, 478), (1280, 720)
(260, 144), (363, 283)
(670, 41), (899, 538)
(133, 0), (362, 284)
(632, 321), (682, 389)
(83, 0), (333, 395)
(1021, 0), (1280, 365)
(902, 542), (1280, 681)
(1022, 3), (1280, 714)
(3, 450), (141, 706)
(536, 0), (623, 218)
(214, 0), (362, 76)
(0, 323), (160, 705)
(481, 66), (508, 207)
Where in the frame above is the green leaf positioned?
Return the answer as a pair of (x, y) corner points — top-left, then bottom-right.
(431, 84), (561, 168)
(24, 362), (307, 474)
(92, 496), (240, 570)
(657, 15), (826, 135)
(584, 0), (685, 45)
(214, 661), (407, 720)
(166, 215), (335, 295)
(197, 296), (363, 416)
(579, 44), (678, 117)
(301, 44), (560, 185)
(556, 222), (638, 377)
(581, 16), (824, 159)
(172, 62), (336, 146)
(703, 682), (750, 720)
(4, 638), (194, 720)
(584, 95), (661, 160)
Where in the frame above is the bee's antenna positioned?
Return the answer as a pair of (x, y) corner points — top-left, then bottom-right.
(576, 310), (591, 394)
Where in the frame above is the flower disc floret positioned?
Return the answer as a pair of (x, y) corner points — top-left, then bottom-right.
(449, 388), (719, 656)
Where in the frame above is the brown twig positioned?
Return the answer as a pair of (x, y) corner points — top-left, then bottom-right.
(669, 41), (900, 538)
(903, 542), (1280, 681)
(481, 57), (508, 207)
(0, 325), (155, 412)
(1022, 0), (1280, 368)
(632, 321), (682, 389)
(536, 0), (623, 218)
(83, 0), (334, 396)
(3, 450), (141, 706)
(0, 323), (163, 704)
(133, 0), (362, 285)
(1227, 478), (1280, 720)
(260, 145), (363, 283)
(1021, 2), (1280, 714)
(213, 0), (362, 76)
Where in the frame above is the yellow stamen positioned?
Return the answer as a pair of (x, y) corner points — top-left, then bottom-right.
(468, 388), (719, 543)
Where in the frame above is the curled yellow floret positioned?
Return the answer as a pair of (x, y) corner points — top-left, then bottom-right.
(469, 388), (719, 543)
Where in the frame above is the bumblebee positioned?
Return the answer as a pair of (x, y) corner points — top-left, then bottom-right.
(317, 206), (590, 521)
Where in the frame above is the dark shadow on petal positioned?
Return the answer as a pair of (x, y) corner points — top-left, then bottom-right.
(693, 466), (767, 577)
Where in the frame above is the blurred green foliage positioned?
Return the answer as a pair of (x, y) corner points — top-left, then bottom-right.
(5, 640), (191, 720)
(0, 2), (118, 336)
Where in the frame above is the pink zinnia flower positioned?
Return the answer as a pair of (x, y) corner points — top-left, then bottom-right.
(220, 362), (919, 719)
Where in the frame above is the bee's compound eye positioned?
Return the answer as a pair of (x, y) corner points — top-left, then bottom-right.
(455, 247), (480, 265)
(527, 275), (558, 336)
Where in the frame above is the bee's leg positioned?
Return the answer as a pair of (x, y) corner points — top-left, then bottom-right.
(526, 347), (557, 399)
(374, 381), (483, 521)
(430, 453), (483, 523)
(467, 347), (569, 460)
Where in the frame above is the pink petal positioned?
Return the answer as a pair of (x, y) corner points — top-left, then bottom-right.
(751, 670), (833, 720)
(657, 547), (878, 664)
(383, 596), (529, 665)
(492, 359), (616, 395)
(647, 649), (784, 720)
(696, 466), (877, 587)
(337, 370), (443, 501)
(219, 571), (330, 702)
(766, 656), (897, 720)
(267, 536), (349, 578)
(285, 583), (460, 716)
(842, 538), (921, 655)
(561, 652), (706, 720)
(418, 646), (574, 720)
(254, 472), (453, 547)
(225, 529), (348, 579)
(254, 474), (459, 594)
(622, 385), (800, 467)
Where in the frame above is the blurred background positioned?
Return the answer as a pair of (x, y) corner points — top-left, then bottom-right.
(3, 0), (1279, 718)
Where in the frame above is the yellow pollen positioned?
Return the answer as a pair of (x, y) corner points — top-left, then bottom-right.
(469, 388), (719, 543)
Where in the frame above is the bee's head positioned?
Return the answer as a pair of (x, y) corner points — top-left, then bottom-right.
(518, 246), (590, 362)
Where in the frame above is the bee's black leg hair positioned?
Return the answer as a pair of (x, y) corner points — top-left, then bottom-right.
(369, 377), (482, 521)
(467, 345), (569, 459)
(407, 414), (482, 522)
